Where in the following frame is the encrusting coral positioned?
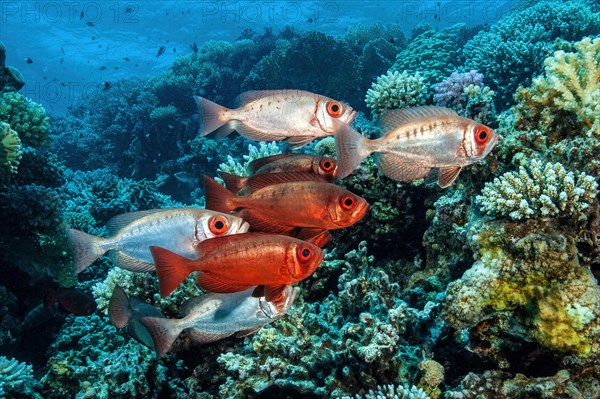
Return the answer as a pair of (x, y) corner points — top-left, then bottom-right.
(477, 159), (598, 221)
(444, 219), (600, 357)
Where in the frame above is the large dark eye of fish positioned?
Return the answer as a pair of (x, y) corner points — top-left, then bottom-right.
(339, 195), (356, 210)
(297, 245), (314, 262)
(474, 126), (490, 144)
(319, 158), (336, 174)
(326, 101), (343, 118)
(208, 215), (229, 235)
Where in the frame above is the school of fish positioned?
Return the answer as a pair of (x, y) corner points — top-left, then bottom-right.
(66, 89), (498, 356)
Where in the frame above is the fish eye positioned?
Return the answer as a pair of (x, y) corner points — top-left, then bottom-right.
(319, 158), (336, 173)
(297, 246), (313, 262)
(208, 215), (229, 235)
(326, 101), (343, 118)
(475, 127), (490, 144)
(339, 195), (356, 210)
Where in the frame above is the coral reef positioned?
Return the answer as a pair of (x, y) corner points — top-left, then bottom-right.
(0, 355), (40, 398)
(349, 384), (430, 399)
(461, 0), (600, 108)
(0, 41), (25, 93)
(0, 92), (51, 147)
(444, 219), (600, 357)
(41, 314), (185, 398)
(477, 159), (598, 221)
(365, 70), (427, 117)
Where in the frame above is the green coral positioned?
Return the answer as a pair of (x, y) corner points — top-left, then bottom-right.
(0, 92), (51, 147)
(365, 70), (427, 117)
(0, 121), (21, 174)
(477, 159), (598, 221)
(444, 220), (600, 357)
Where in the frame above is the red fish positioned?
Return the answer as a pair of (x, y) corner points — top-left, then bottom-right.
(44, 284), (96, 316)
(150, 233), (323, 298)
(204, 174), (369, 235)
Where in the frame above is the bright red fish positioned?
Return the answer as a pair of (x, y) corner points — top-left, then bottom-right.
(150, 233), (323, 298)
(204, 174), (369, 235)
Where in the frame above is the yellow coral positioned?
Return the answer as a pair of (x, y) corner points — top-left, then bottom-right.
(0, 121), (21, 174)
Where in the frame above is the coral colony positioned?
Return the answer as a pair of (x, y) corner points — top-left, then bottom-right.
(0, 1), (599, 398)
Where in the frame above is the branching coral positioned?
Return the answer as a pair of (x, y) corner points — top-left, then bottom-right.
(0, 121), (21, 175)
(513, 36), (600, 138)
(0, 356), (39, 397)
(477, 159), (598, 221)
(349, 384), (430, 399)
(217, 141), (282, 177)
(365, 70), (427, 117)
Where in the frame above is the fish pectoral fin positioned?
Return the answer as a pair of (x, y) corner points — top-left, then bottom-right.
(286, 135), (317, 149)
(252, 285), (265, 298)
(196, 273), (253, 293)
(234, 327), (263, 338)
(437, 165), (462, 188)
(264, 285), (287, 303)
(110, 251), (156, 272)
(375, 153), (430, 182)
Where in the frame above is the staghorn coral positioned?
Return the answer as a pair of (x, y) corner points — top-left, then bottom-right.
(444, 219), (600, 357)
(477, 159), (598, 221)
(0, 356), (40, 397)
(217, 141), (282, 177)
(365, 70), (427, 117)
(0, 121), (21, 175)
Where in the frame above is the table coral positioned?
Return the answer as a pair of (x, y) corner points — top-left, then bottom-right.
(0, 121), (21, 175)
(477, 159), (598, 221)
(444, 219), (600, 357)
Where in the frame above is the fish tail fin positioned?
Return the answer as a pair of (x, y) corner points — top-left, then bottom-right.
(108, 286), (132, 329)
(218, 171), (247, 193)
(335, 123), (373, 179)
(139, 316), (182, 356)
(150, 246), (193, 298)
(194, 96), (233, 137)
(66, 228), (107, 274)
(203, 175), (237, 213)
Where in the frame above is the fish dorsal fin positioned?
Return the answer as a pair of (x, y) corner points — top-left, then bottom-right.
(375, 153), (431, 182)
(295, 228), (331, 247)
(196, 273), (253, 293)
(106, 209), (170, 235)
(379, 106), (458, 131)
(218, 171), (248, 194)
(248, 154), (294, 174)
(234, 90), (311, 107)
(246, 172), (325, 192)
(437, 165), (462, 188)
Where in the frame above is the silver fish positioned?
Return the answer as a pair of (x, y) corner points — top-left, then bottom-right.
(140, 286), (299, 356)
(335, 106), (498, 187)
(67, 208), (249, 273)
(108, 286), (164, 350)
(195, 90), (356, 149)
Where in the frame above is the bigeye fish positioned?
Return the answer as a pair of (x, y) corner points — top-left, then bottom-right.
(204, 175), (369, 234)
(334, 106), (499, 187)
(150, 233), (323, 299)
(108, 286), (165, 350)
(219, 153), (338, 194)
(67, 208), (249, 273)
(195, 90), (356, 148)
(137, 286), (298, 356)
